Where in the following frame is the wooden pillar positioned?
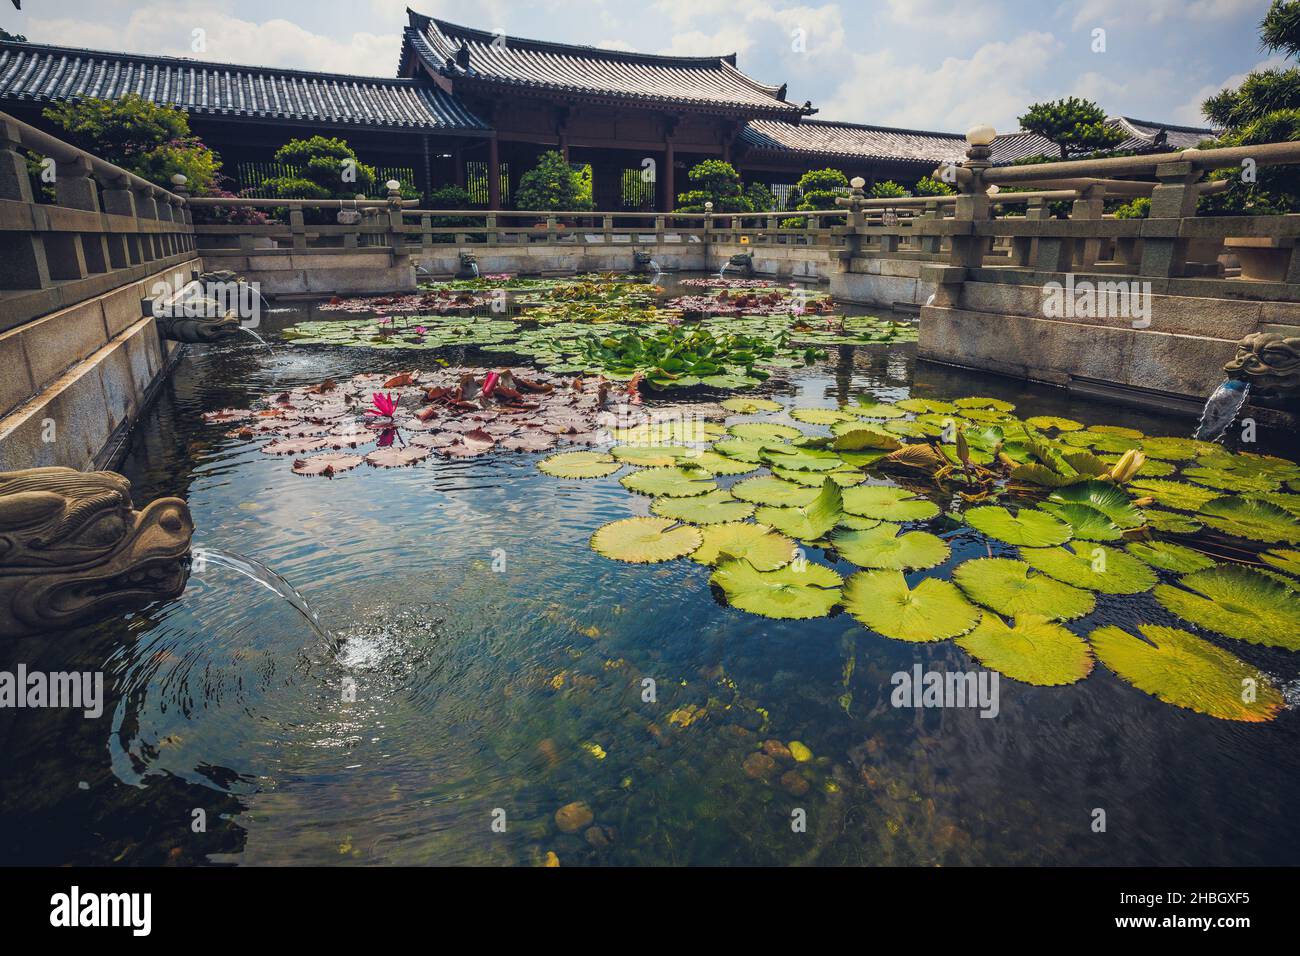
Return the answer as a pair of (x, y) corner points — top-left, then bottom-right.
(662, 140), (675, 213)
(422, 135), (432, 201)
(487, 136), (502, 210)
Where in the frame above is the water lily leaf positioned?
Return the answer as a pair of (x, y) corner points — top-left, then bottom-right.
(883, 419), (930, 438)
(692, 523), (795, 570)
(837, 514), (883, 531)
(1048, 481), (1145, 528)
(292, 452), (364, 477)
(1261, 549), (1300, 576)
(842, 485), (940, 521)
(651, 490), (755, 525)
(621, 466), (717, 497)
(1036, 502), (1124, 542)
(1089, 425), (1144, 438)
(1140, 436), (1216, 460)
(842, 570), (980, 642)
(849, 400), (906, 419)
(771, 466), (865, 487)
(830, 522), (950, 571)
(1090, 624), (1283, 721)
(830, 426), (903, 452)
(1020, 543), (1157, 594)
(759, 445), (843, 472)
(1146, 510), (1203, 534)
(366, 446), (432, 468)
(1126, 540), (1217, 573)
(896, 398), (958, 414)
(954, 396), (1015, 412)
(1182, 466), (1281, 494)
(710, 557), (842, 619)
(711, 437), (771, 462)
(1258, 491), (1300, 518)
(731, 475), (819, 506)
(1128, 479), (1219, 512)
(682, 450), (760, 476)
(591, 517), (702, 564)
(953, 557), (1096, 620)
(538, 451), (622, 478)
(614, 420), (725, 444)
(721, 397), (781, 413)
(1197, 496), (1300, 543)
(964, 506), (1073, 547)
(790, 407), (855, 425)
(1155, 565), (1300, 649)
(1024, 415), (1084, 432)
(610, 444), (693, 466)
(752, 478), (843, 540)
(729, 422), (803, 442)
(956, 613), (1093, 685)
(1061, 431), (1142, 454)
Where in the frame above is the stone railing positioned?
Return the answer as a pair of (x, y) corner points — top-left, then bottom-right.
(0, 109), (197, 333)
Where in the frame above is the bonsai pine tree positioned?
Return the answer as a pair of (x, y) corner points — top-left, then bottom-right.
(1200, 0), (1300, 214)
(913, 175), (955, 196)
(675, 159), (752, 212)
(260, 135), (378, 202)
(868, 180), (909, 199)
(514, 150), (592, 211)
(1017, 96), (1126, 159)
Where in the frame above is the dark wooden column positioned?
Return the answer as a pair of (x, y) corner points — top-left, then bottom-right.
(487, 135), (501, 209)
(662, 140), (675, 212)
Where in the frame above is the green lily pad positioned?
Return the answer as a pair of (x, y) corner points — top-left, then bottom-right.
(841, 485), (940, 521)
(651, 490), (755, 525)
(850, 400), (906, 419)
(1090, 624), (1283, 721)
(1197, 496), (1300, 543)
(610, 444), (694, 467)
(752, 478), (843, 540)
(771, 466), (866, 487)
(956, 613), (1093, 685)
(829, 522), (950, 571)
(720, 397), (782, 414)
(1129, 479), (1219, 512)
(1088, 425), (1144, 438)
(964, 506), (1073, 547)
(954, 396), (1015, 412)
(620, 466), (717, 498)
(896, 398), (958, 414)
(730, 475), (819, 507)
(953, 557), (1096, 620)
(682, 450), (760, 476)
(729, 422), (803, 442)
(830, 427), (902, 451)
(759, 445), (843, 472)
(1154, 565), (1300, 649)
(1141, 436), (1216, 460)
(538, 451), (622, 479)
(1048, 481), (1145, 529)
(1261, 549), (1300, 576)
(710, 557), (843, 619)
(1024, 415), (1084, 432)
(1035, 502), (1124, 542)
(1019, 543), (1157, 594)
(1182, 466), (1282, 494)
(1146, 509), (1203, 534)
(692, 522), (795, 570)
(711, 437), (771, 462)
(590, 517), (702, 563)
(1125, 540), (1217, 573)
(843, 570), (980, 642)
(790, 407), (855, 425)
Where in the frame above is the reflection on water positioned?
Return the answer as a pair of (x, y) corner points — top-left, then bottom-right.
(2, 275), (1299, 866)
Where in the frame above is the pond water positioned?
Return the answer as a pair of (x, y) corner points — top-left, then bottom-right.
(3, 274), (1299, 866)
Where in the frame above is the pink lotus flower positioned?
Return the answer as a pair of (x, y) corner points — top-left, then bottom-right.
(367, 392), (398, 418)
(481, 371), (500, 398)
(413, 326), (427, 335)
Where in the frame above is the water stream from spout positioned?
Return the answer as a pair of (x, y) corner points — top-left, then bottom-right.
(1193, 378), (1252, 442)
(237, 326), (275, 357)
(194, 547), (336, 651)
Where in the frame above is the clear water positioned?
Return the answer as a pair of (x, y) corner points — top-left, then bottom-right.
(3, 275), (1299, 866)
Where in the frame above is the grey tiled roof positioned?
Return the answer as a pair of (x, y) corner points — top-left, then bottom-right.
(1110, 116), (1217, 152)
(404, 12), (807, 117)
(739, 118), (968, 165)
(0, 40), (489, 131)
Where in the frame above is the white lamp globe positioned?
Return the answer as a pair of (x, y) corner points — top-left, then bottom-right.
(704, 201), (714, 211)
(385, 179), (401, 191)
(170, 173), (187, 186)
(965, 124), (997, 147)
(850, 176), (866, 189)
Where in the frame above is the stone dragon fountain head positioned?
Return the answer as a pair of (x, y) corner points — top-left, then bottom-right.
(1224, 332), (1300, 397)
(0, 468), (193, 638)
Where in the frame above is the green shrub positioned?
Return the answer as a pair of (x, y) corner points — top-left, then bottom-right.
(868, 180), (909, 199)
(1113, 197), (1150, 219)
(913, 175), (955, 196)
(514, 150), (592, 211)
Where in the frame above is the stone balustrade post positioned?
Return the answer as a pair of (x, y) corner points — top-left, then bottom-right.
(1139, 160), (1198, 277)
(99, 175), (138, 266)
(290, 208), (307, 251)
(0, 120), (51, 290)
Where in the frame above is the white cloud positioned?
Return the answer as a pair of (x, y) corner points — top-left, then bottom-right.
(1068, 0), (1261, 30)
(885, 0), (1000, 39)
(818, 31), (1064, 133)
(1169, 54), (1288, 125)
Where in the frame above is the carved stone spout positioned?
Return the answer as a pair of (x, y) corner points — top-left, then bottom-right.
(1223, 332), (1300, 397)
(0, 468), (193, 638)
(154, 305), (243, 343)
(457, 251), (479, 279)
(724, 251), (754, 275)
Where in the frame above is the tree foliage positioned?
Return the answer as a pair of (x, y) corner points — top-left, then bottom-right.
(514, 150), (592, 211)
(1018, 96), (1126, 159)
(676, 159), (753, 212)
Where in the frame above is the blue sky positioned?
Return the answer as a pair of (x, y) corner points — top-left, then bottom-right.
(2, 0), (1284, 133)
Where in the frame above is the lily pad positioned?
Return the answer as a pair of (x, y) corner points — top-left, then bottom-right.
(771, 466), (866, 487)
(1024, 415), (1083, 432)
(1126, 540), (1217, 574)
(1141, 436), (1215, 460)
(842, 570), (980, 642)
(1182, 465), (1281, 494)
(1035, 502), (1124, 542)
(1261, 549), (1300, 576)
(1090, 624), (1283, 721)
(1128, 479), (1219, 512)
(1146, 509), (1203, 534)
(752, 478), (842, 540)
(731, 476), (819, 507)
(953, 557), (1096, 620)
(621, 466), (717, 497)
(1197, 496), (1300, 544)
(790, 407), (855, 425)
(721, 397), (781, 413)
(710, 557), (843, 619)
(1154, 565), (1300, 649)
(964, 506), (1073, 547)
(682, 450), (760, 476)
(896, 398), (958, 414)
(1020, 543), (1157, 594)
(692, 523), (795, 570)
(841, 485), (941, 522)
(539, 451), (624, 478)
(829, 522), (950, 571)
(591, 517), (703, 564)
(849, 400), (906, 420)
(651, 490), (756, 525)
(1048, 481), (1144, 529)
(610, 444), (693, 467)
(729, 422), (803, 442)
(830, 427), (902, 451)
(954, 396), (1015, 412)
(956, 614), (1093, 685)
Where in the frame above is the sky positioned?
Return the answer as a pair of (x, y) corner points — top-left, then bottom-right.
(1, 0), (1286, 133)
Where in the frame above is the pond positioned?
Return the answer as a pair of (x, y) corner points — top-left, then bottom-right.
(3, 273), (1298, 866)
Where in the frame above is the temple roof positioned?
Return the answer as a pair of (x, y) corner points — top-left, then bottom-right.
(402, 11), (809, 117)
(0, 40), (490, 132)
